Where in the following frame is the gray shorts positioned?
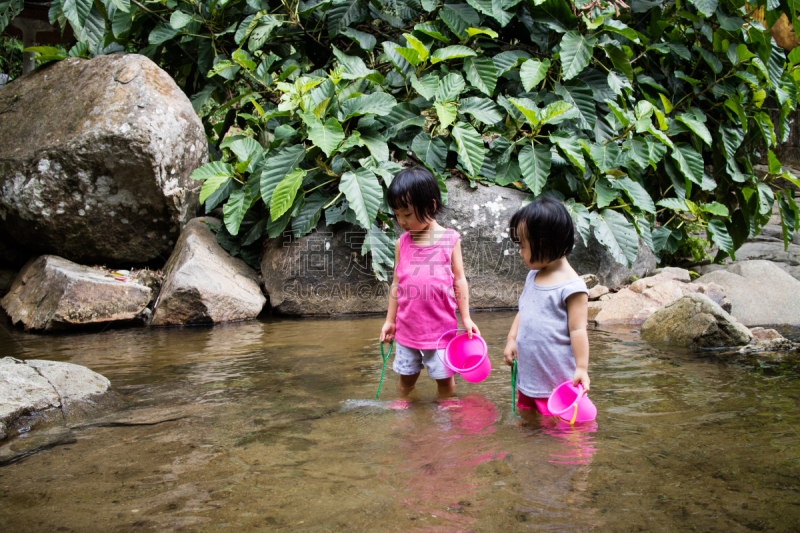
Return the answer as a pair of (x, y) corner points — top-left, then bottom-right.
(392, 342), (455, 380)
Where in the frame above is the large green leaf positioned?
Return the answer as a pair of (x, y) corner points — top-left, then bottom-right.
(63, 0), (92, 29)
(688, 0), (717, 18)
(560, 31), (596, 80)
(440, 3), (481, 39)
(357, 127), (390, 162)
(595, 178), (618, 208)
(493, 50), (532, 76)
(382, 103), (426, 137)
(451, 122), (486, 177)
(362, 224), (396, 281)
(339, 168), (383, 227)
(431, 45), (477, 64)
(435, 72), (466, 102)
(590, 210), (639, 267)
(411, 132), (448, 173)
(308, 117), (345, 157)
(270, 169), (306, 221)
(464, 56), (497, 96)
(550, 131), (586, 173)
(670, 143), (704, 187)
(229, 137), (261, 163)
(327, 0), (363, 36)
(223, 187), (255, 236)
(410, 73), (440, 100)
(291, 191), (330, 237)
(508, 97), (540, 126)
(589, 143), (620, 172)
(341, 27), (377, 51)
(435, 102), (457, 129)
(778, 191), (799, 249)
(260, 145), (306, 205)
(382, 42), (416, 78)
(616, 177), (656, 213)
(458, 97), (504, 124)
(340, 93), (398, 120)
(518, 143), (551, 196)
(676, 112), (712, 146)
(149, 22), (180, 45)
(192, 162), (235, 204)
(520, 58), (550, 91)
(554, 80), (595, 130)
(707, 219), (734, 254)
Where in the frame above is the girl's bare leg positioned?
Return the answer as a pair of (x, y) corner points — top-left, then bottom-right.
(398, 373), (420, 399)
(435, 376), (455, 399)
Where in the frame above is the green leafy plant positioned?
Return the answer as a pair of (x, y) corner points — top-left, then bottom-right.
(13, 0), (800, 276)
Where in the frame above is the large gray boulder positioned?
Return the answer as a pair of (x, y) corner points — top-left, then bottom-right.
(0, 54), (206, 264)
(261, 177), (656, 316)
(695, 260), (800, 326)
(641, 293), (753, 349)
(152, 218), (266, 325)
(0, 357), (110, 441)
(1, 255), (153, 330)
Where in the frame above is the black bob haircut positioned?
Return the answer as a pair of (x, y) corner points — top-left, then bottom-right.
(386, 166), (443, 222)
(509, 196), (575, 263)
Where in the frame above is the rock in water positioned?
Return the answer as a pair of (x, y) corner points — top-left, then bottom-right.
(1, 255), (152, 330)
(641, 293), (752, 348)
(695, 261), (800, 326)
(0, 357), (110, 442)
(151, 218), (265, 325)
(260, 177), (656, 316)
(0, 54), (205, 264)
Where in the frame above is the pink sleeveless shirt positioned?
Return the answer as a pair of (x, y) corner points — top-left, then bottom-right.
(394, 228), (460, 350)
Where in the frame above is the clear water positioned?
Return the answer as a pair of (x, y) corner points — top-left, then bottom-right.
(1, 311), (800, 532)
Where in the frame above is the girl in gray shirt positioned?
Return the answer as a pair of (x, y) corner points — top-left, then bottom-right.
(503, 197), (590, 415)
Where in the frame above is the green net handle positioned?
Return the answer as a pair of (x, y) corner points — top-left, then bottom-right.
(511, 359), (518, 414)
(375, 340), (393, 400)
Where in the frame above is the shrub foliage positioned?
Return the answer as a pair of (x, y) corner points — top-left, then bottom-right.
(20, 0), (800, 276)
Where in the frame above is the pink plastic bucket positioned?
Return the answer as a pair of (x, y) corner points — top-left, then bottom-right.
(437, 330), (491, 383)
(546, 381), (597, 424)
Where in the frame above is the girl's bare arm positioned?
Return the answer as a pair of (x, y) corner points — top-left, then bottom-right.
(566, 292), (590, 390)
(452, 239), (480, 338)
(380, 241), (401, 342)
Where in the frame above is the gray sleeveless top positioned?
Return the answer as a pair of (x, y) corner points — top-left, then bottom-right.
(516, 270), (589, 398)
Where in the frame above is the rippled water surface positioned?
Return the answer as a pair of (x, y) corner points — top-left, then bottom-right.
(2, 312), (800, 532)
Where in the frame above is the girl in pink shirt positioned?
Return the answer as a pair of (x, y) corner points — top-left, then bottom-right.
(379, 167), (480, 404)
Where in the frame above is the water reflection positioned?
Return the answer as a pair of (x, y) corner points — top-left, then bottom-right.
(1, 312), (800, 532)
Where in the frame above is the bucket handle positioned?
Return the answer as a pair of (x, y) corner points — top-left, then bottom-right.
(567, 384), (585, 425)
(436, 329), (465, 370)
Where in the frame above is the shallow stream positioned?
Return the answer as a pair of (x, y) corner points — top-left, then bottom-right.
(1, 311), (800, 532)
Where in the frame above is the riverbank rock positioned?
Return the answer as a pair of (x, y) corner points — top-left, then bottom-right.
(0, 357), (110, 441)
(641, 293), (753, 349)
(0, 54), (206, 265)
(695, 261), (800, 326)
(592, 272), (730, 325)
(1, 255), (153, 331)
(261, 177), (656, 315)
(152, 218), (265, 325)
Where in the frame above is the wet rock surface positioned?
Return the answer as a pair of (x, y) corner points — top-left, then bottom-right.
(0, 357), (110, 442)
(152, 218), (265, 325)
(641, 293), (753, 349)
(261, 177), (656, 316)
(695, 261), (800, 326)
(0, 54), (205, 264)
(1, 255), (153, 330)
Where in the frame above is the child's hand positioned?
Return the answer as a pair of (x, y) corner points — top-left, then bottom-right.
(462, 317), (480, 339)
(572, 368), (590, 392)
(380, 321), (396, 343)
(503, 339), (517, 366)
